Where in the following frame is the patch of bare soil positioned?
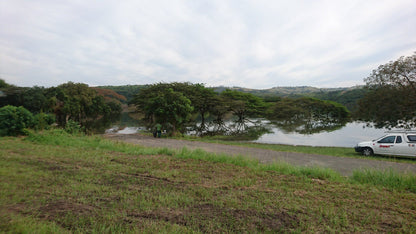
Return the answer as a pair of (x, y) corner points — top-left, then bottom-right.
(127, 204), (299, 232)
(104, 133), (416, 176)
(37, 200), (95, 220)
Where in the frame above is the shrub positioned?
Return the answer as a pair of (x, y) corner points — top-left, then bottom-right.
(65, 120), (84, 134)
(34, 113), (56, 131)
(0, 105), (34, 136)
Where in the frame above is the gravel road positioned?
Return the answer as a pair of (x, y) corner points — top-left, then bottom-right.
(104, 133), (416, 176)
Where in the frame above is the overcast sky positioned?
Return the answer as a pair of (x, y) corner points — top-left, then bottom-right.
(1, 0), (415, 89)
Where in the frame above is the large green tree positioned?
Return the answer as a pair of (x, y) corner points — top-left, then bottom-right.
(132, 83), (172, 123)
(22, 86), (49, 114)
(133, 82), (218, 134)
(171, 83), (217, 130)
(52, 82), (118, 126)
(132, 84), (194, 135)
(356, 53), (416, 128)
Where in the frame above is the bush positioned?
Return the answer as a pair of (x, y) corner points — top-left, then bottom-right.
(34, 113), (56, 131)
(0, 105), (34, 136)
(65, 120), (84, 134)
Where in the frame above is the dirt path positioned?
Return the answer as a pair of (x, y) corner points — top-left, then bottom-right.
(104, 133), (416, 176)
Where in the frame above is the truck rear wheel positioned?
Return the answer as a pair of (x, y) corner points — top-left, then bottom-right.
(362, 147), (373, 156)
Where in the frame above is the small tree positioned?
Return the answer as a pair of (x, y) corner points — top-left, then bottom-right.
(0, 105), (34, 136)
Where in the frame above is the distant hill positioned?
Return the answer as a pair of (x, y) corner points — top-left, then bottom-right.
(213, 86), (359, 97)
(213, 86), (366, 111)
(100, 84), (366, 112)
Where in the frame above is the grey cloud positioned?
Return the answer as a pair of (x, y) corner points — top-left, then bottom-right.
(1, 0), (415, 88)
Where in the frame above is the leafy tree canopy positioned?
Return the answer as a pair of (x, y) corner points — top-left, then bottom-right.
(266, 97), (350, 134)
(356, 53), (416, 128)
(92, 87), (127, 104)
(268, 97), (350, 121)
(48, 82), (122, 126)
(364, 52), (416, 91)
(133, 84), (194, 135)
(0, 79), (11, 88)
(220, 89), (268, 119)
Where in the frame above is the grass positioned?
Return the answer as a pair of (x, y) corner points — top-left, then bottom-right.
(1, 130), (416, 233)
(351, 169), (416, 192)
(182, 134), (416, 163)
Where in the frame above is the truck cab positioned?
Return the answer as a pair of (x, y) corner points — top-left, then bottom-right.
(355, 131), (416, 157)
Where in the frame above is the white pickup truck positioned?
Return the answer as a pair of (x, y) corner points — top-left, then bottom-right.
(355, 131), (416, 157)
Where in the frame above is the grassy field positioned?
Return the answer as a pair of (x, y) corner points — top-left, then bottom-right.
(1, 130), (416, 233)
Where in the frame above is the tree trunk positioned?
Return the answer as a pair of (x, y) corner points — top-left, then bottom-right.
(200, 111), (206, 131)
(172, 124), (176, 136)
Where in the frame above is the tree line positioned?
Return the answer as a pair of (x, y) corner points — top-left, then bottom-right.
(130, 82), (351, 136)
(98, 84), (366, 112)
(0, 81), (125, 136)
(1, 52), (414, 136)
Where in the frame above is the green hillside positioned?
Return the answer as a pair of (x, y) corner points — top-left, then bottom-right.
(215, 86), (366, 111)
(100, 84), (366, 112)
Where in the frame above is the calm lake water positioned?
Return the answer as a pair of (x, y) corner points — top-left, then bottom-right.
(253, 122), (387, 147)
(106, 113), (389, 148)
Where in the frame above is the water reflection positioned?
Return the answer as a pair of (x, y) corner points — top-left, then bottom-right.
(271, 118), (348, 135)
(100, 112), (389, 147)
(106, 127), (143, 134)
(190, 118), (272, 141)
(88, 112), (145, 134)
(85, 114), (119, 134)
(255, 122), (387, 147)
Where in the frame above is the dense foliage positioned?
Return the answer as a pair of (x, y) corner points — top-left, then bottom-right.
(98, 85), (147, 103)
(1, 79), (353, 136)
(0, 105), (34, 136)
(268, 97), (350, 121)
(215, 86), (365, 112)
(356, 53), (416, 128)
(0, 80), (125, 133)
(309, 88), (367, 112)
(221, 89), (268, 120)
(149, 88), (193, 134)
(103, 85), (365, 112)
(132, 83), (270, 135)
(132, 82), (349, 136)
(132, 83), (213, 134)
(266, 97), (350, 134)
